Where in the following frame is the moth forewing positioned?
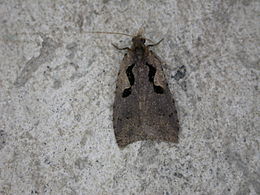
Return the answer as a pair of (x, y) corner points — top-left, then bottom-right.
(113, 34), (180, 148)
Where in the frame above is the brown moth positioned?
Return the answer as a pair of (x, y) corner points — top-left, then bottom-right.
(113, 32), (180, 148)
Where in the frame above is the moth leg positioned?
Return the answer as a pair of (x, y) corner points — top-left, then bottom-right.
(111, 43), (131, 51)
(147, 38), (164, 47)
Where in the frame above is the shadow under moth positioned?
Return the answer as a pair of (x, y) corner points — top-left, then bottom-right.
(113, 32), (180, 148)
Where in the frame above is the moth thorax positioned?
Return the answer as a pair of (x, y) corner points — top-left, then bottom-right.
(134, 47), (146, 60)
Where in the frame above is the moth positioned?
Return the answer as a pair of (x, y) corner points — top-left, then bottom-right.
(113, 32), (180, 148)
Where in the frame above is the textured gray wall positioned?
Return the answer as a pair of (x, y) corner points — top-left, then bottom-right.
(0, 0), (259, 194)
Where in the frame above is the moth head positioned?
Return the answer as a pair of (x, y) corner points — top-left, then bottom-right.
(132, 35), (146, 47)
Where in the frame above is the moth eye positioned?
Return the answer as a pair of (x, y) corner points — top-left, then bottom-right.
(141, 38), (145, 43)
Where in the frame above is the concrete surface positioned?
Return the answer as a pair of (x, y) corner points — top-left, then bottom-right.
(0, 0), (259, 194)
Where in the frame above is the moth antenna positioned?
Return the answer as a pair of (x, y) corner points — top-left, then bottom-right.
(1, 31), (55, 43)
(145, 38), (155, 44)
(83, 31), (133, 38)
(84, 30), (156, 45)
(147, 38), (164, 47)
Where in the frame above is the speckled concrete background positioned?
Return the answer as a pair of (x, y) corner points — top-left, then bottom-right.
(0, 0), (259, 194)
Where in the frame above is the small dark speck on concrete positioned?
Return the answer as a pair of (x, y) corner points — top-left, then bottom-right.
(174, 172), (183, 178)
(74, 114), (81, 122)
(0, 130), (7, 150)
(179, 81), (187, 91)
(173, 65), (186, 81)
(44, 158), (51, 165)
